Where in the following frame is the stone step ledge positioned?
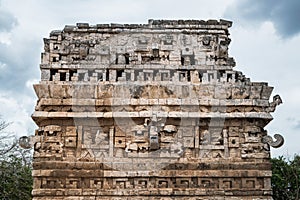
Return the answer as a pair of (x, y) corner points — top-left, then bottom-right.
(38, 98), (270, 107)
(32, 111), (273, 119)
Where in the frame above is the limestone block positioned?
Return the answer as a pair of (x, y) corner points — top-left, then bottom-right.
(130, 98), (139, 105)
(95, 99), (104, 106)
(139, 111), (152, 118)
(148, 99), (158, 105)
(71, 85), (96, 99)
(158, 99), (166, 105)
(214, 86), (227, 99)
(228, 137), (239, 148)
(103, 98), (112, 105)
(180, 127), (193, 137)
(244, 126), (260, 133)
(32, 111), (48, 118)
(156, 111), (168, 118)
(66, 126), (77, 136)
(72, 99), (95, 106)
(199, 99), (209, 105)
(167, 98), (181, 105)
(253, 99), (269, 107)
(139, 98), (149, 105)
(128, 112), (139, 118)
(191, 70), (200, 83)
(87, 112), (103, 118)
(209, 99), (220, 106)
(188, 112), (200, 118)
(112, 98), (123, 105)
(41, 69), (51, 81)
(181, 99), (191, 105)
(199, 86), (214, 98)
(250, 85), (262, 99)
(168, 111), (182, 118)
(232, 86), (250, 99)
(228, 127), (239, 137)
(90, 76), (97, 82)
(190, 99), (199, 105)
(49, 85), (66, 98)
(65, 136), (77, 147)
(48, 112), (68, 118)
(114, 137), (126, 148)
(240, 99), (253, 106)
(33, 84), (50, 99)
(261, 86), (273, 100)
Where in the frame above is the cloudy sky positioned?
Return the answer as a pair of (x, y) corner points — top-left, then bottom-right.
(0, 0), (299, 157)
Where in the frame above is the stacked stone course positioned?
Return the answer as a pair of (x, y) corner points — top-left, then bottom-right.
(26, 19), (283, 199)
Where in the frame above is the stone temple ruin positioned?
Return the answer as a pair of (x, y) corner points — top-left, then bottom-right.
(22, 19), (284, 199)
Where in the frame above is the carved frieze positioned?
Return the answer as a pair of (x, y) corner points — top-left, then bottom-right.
(23, 19), (283, 200)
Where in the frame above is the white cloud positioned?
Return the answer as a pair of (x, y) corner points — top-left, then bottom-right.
(0, 61), (6, 69)
(224, 0), (300, 38)
(0, 92), (36, 138)
(26, 79), (39, 89)
(0, 0), (17, 32)
(0, 32), (11, 45)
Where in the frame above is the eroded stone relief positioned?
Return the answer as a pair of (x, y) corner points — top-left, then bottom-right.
(21, 19), (284, 200)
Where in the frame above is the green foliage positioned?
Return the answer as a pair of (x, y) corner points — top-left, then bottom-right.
(0, 154), (33, 200)
(0, 117), (33, 200)
(272, 155), (300, 200)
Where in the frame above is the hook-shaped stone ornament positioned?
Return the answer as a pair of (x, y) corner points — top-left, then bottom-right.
(262, 134), (284, 148)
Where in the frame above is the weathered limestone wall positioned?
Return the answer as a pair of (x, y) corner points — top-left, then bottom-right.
(26, 19), (283, 199)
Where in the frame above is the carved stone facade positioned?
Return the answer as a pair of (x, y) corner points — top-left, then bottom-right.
(24, 19), (284, 199)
